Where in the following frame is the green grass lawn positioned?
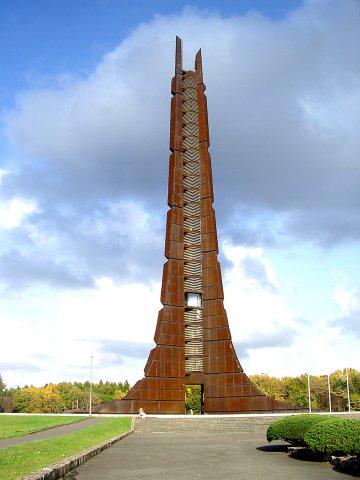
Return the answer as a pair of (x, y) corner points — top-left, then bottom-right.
(0, 416), (132, 480)
(0, 415), (86, 439)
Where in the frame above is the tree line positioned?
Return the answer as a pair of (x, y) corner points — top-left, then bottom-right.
(249, 369), (360, 411)
(1, 369), (359, 413)
(0, 376), (130, 413)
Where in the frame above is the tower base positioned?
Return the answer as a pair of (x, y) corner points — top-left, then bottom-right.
(90, 373), (298, 414)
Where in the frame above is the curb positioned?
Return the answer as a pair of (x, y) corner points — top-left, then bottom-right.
(17, 418), (135, 480)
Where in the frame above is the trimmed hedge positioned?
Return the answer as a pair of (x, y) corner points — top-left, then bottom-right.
(267, 414), (329, 445)
(304, 418), (360, 456)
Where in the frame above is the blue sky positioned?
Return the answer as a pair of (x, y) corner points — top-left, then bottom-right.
(1, 0), (360, 387)
(0, 0), (302, 106)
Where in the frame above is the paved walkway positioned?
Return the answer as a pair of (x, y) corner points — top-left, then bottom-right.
(63, 430), (345, 480)
(0, 417), (105, 449)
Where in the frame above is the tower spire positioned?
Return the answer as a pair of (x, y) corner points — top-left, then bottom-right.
(91, 39), (296, 414)
(175, 36), (182, 74)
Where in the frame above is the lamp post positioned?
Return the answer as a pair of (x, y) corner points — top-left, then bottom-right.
(89, 355), (94, 415)
(346, 368), (351, 413)
(327, 373), (332, 413)
(307, 373), (312, 413)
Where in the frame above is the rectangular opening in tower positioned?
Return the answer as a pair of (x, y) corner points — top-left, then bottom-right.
(185, 384), (204, 415)
(185, 292), (201, 307)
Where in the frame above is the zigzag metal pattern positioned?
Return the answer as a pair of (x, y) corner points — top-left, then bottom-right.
(183, 203), (201, 216)
(183, 176), (200, 189)
(182, 71), (203, 375)
(184, 262), (202, 276)
(184, 246), (202, 261)
(184, 190), (201, 202)
(182, 89), (197, 100)
(183, 137), (199, 149)
(183, 77), (197, 88)
(184, 309), (203, 323)
(183, 124), (199, 136)
(184, 231), (201, 244)
(183, 216), (201, 229)
(183, 150), (200, 161)
(183, 163), (200, 175)
(183, 112), (198, 124)
(183, 99), (198, 112)
(184, 277), (202, 290)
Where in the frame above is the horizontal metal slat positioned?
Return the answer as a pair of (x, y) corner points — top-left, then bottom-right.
(183, 203), (200, 216)
(184, 246), (201, 260)
(185, 360), (203, 373)
(184, 309), (203, 323)
(184, 278), (202, 291)
(183, 176), (200, 190)
(185, 325), (203, 340)
(185, 342), (203, 356)
(184, 262), (202, 276)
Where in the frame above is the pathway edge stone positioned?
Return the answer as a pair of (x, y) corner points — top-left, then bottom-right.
(16, 417), (136, 480)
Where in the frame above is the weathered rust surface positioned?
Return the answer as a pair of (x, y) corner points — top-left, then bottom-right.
(92, 38), (296, 414)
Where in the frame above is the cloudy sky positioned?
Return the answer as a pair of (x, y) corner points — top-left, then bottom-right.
(1, 0), (359, 388)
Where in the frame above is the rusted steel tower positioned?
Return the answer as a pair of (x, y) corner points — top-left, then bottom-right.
(93, 38), (294, 414)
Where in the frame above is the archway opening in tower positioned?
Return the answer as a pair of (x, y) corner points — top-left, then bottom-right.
(185, 384), (203, 415)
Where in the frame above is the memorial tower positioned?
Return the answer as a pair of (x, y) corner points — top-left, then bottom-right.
(93, 38), (294, 414)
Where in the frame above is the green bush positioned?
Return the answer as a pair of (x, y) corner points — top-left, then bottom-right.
(267, 414), (329, 445)
(304, 418), (360, 456)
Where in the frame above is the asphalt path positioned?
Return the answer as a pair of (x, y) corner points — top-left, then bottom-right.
(63, 430), (346, 480)
(0, 417), (105, 449)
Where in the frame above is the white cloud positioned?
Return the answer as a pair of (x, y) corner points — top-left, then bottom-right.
(3, 0), (360, 245)
(334, 287), (360, 312)
(0, 197), (38, 230)
(223, 243), (292, 344)
(3, 243), (359, 387)
(1, 1), (360, 387)
(0, 278), (161, 386)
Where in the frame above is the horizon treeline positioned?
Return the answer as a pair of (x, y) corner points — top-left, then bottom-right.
(0, 377), (130, 413)
(249, 369), (360, 412)
(0, 370), (359, 413)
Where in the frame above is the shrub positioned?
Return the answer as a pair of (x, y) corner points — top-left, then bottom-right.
(304, 418), (360, 456)
(267, 414), (329, 445)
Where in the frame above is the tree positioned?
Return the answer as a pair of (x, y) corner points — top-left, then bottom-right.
(0, 374), (5, 392)
(13, 385), (65, 413)
(114, 389), (126, 400)
(185, 385), (202, 414)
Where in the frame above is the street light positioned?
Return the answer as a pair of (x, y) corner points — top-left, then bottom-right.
(345, 367), (351, 413)
(327, 373), (332, 413)
(307, 373), (312, 413)
(89, 355), (94, 415)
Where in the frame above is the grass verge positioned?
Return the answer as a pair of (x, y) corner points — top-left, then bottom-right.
(0, 417), (132, 480)
(0, 415), (86, 440)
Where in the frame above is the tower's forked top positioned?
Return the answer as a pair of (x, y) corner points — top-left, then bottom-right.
(175, 36), (203, 82)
